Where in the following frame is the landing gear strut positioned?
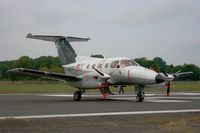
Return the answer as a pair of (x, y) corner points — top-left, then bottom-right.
(74, 91), (82, 101)
(135, 86), (145, 102)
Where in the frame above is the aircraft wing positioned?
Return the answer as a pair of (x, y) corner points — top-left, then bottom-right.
(7, 68), (82, 82)
(172, 71), (193, 78)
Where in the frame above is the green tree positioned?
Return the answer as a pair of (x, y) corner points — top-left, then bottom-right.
(134, 57), (147, 66)
(1, 55), (200, 81)
(166, 64), (175, 73)
(153, 57), (167, 71)
(180, 64), (200, 81)
(14, 56), (33, 69)
(40, 66), (64, 73)
(33, 56), (60, 69)
(134, 57), (159, 72)
(0, 60), (16, 79)
(0, 63), (3, 80)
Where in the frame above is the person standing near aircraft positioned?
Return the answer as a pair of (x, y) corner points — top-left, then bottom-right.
(107, 86), (114, 95)
(165, 82), (170, 96)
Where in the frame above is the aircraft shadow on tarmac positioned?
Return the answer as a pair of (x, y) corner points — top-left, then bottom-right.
(27, 98), (137, 103)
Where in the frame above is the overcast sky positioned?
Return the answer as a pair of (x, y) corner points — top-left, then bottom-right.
(0, 0), (200, 66)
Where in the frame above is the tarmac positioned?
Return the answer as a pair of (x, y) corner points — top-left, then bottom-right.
(0, 92), (200, 133)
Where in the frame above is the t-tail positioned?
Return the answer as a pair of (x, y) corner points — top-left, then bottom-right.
(26, 33), (90, 65)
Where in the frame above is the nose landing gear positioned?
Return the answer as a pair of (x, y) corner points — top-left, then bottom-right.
(135, 85), (145, 102)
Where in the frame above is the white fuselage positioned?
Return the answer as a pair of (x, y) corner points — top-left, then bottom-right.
(63, 56), (159, 89)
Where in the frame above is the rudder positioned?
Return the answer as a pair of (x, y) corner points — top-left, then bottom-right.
(55, 38), (77, 65)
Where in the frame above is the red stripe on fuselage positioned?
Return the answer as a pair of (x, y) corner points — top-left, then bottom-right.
(128, 70), (132, 82)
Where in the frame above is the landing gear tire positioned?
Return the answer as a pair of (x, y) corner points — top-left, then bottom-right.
(74, 91), (81, 101)
(136, 95), (144, 102)
(135, 86), (145, 102)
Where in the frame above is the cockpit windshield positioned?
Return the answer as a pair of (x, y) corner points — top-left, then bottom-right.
(110, 60), (119, 68)
(120, 59), (138, 67)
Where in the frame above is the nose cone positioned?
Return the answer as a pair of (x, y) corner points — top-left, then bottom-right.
(155, 73), (165, 83)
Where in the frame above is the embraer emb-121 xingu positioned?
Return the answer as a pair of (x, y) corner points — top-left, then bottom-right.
(8, 33), (192, 102)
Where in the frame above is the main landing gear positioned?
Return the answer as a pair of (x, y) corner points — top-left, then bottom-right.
(135, 85), (145, 102)
(74, 89), (85, 101)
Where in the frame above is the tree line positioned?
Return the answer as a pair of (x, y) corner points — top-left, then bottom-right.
(0, 55), (199, 81)
(134, 57), (200, 81)
(0, 56), (64, 80)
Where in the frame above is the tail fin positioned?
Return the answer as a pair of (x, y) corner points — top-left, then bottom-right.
(26, 33), (90, 65)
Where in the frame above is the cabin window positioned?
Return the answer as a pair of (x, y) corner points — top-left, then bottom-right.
(98, 64), (103, 69)
(92, 64), (96, 68)
(105, 63), (109, 68)
(110, 60), (119, 68)
(86, 64), (90, 69)
(80, 64), (84, 68)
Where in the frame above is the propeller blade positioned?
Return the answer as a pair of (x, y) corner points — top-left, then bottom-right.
(161, 69), (168, 77)
(92, 66), (104, 76)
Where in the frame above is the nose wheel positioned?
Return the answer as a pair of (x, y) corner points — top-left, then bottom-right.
(135, 86), (145, 102)
(136, 93), (144, 102)
(74, 91), (82, 101)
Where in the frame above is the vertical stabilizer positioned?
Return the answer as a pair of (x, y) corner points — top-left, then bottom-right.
(55, 39), (77, 65)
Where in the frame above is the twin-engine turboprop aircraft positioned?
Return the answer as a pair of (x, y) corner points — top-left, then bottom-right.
(8, 33), (192, 102)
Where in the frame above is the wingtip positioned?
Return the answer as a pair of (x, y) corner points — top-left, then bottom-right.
(26, 33), (32, 38)
(6, 69), (15, 74)
(6, 68), (23, 73)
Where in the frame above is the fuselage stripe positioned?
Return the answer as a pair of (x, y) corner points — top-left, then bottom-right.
(128, 70), (131, 82)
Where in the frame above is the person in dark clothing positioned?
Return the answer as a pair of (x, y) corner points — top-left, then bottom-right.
(118, 85), (124, 94)
(107, 86), (114, 95)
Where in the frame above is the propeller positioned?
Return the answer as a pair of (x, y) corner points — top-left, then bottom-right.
(92, 66), (111, 98)
(92, 66), (104, 76)
(92, 66), (110, 79)
(160, 69), (193, 96)
(160, 69), (168, 77)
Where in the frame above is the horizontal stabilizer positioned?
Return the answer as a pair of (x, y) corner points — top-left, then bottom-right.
(26, 33), (90, 42)
(67, 36), (90, 42)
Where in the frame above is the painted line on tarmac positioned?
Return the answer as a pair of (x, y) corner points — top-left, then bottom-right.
(148, 96), (200, 100)
(0, 109), (200, 120)
(110, 97), (191, 102)
(172, 93), (200, 96)
(145, 99), (191, 103)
